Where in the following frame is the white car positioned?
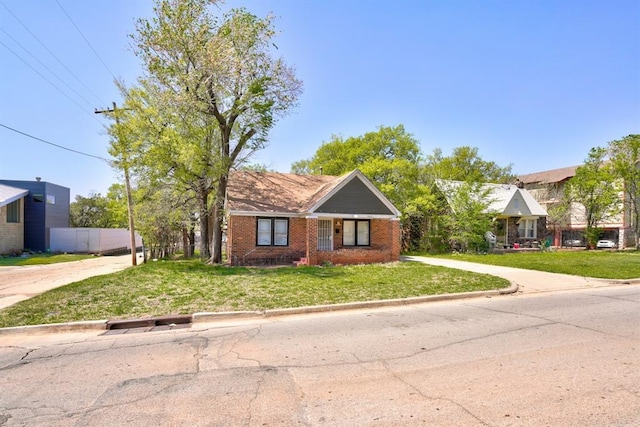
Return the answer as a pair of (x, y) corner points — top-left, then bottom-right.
(596, 239), (616, 249)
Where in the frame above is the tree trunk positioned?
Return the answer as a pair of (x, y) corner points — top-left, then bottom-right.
(211, 174), (228, 264)
(182, 227), (191, 257)
(189, 224), (196, 258)
(198, 188), (211, 260)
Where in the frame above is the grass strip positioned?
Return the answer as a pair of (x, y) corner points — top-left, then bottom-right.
(0, 254), (94, 266)
(421, 250), (640, 280)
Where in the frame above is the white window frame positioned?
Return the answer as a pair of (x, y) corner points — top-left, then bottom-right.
(343, 219), (370, 246)
(257, 218), (288, 246)
(518, 219), (536, 239)
(274, 219), (288, 246)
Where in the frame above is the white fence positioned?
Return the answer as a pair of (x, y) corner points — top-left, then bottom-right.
(50, 228), (142, 254)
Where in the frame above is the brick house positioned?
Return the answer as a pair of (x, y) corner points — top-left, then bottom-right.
(0, 183), (29, 254)
(225, 169), (401, 266)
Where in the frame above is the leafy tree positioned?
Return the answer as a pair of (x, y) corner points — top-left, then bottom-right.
(291, 125), (433, 217)
(70, 192), (110, 228)
(608, 134), (640, 248)
(128, 0), (302, 262)
(104, 184), (129, 229)
(437, 181), (496, 253)
(425, 146), (515, 183)
(70, 188), (129, 229)
(421, 146), (514, 252)
(565, 147), (621, 248)
(134, 182), (196, 259)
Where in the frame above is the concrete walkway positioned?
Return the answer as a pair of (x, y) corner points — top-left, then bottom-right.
(402, 255), (635, 293)
(0, 254), (137, 309)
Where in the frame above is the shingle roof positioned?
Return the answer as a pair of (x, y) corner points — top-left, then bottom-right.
(226, 169), (401, 217)
(518, 165), (578, 185)
(226, 170), (344, 214)
(0, 183), (28, 208)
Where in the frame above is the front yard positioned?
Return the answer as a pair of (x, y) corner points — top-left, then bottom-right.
(2, 250), (637, 329)
(0, 260), (507, 328)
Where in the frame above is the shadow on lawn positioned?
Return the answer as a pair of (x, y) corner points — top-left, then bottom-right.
(146, 259), (346, 279)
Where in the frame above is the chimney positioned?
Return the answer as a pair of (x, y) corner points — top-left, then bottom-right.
(35, 177), (41, 182)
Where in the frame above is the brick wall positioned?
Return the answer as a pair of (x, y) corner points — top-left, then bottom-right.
(227, 216), (306, 265)
(306, 217), (318, 265)
(0, 199), (24, 255)
(316, 218), (401, 265)
(228, 215), (401, 266)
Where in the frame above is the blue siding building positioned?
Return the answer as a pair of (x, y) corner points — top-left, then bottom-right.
(0, 179), (70, 252)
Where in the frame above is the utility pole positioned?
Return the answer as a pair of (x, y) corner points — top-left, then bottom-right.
(95, 102), (138, 266)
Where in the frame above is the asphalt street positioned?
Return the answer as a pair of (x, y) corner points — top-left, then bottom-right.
(1, 285), (639, 426)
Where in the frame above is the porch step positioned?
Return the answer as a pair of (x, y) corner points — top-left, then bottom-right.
(293, 257), (308, 267)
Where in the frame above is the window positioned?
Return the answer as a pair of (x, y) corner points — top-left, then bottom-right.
(257, 218), (288, 246)
(274, 219), (288, 245)
(518, 219), (536, 238)
(47, 194), (56, 204)
(6, 200), (20, 223)
(33, 194), (44, 203)
(343, 220), (370, 246)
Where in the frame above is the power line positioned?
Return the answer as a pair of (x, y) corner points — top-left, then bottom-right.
(0, 26), (95, 110)
(0, 123), (111, 163)
(55, 0), (118, 81)
(0, 0), (107, 106)
(0, 39), (102, 124)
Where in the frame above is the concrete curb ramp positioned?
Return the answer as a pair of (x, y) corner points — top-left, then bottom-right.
(0, 283), (518, 336)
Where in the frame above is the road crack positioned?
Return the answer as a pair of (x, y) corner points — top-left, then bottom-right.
(381, 359), (491, 426)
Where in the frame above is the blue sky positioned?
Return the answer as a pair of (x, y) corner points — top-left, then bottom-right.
(1, 0), (638, 199)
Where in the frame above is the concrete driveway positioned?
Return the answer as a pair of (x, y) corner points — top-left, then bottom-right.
(0, 254), (138, 309)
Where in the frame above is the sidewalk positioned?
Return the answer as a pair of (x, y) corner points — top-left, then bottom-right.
(0, 254), (137, 310)
(402, 255), (634, 293)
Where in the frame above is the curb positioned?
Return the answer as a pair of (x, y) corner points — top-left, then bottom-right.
(600, 278), (640, 285)
(190, 284), (519, 322)
(0, 283), (519, 336)
(0, 320), (107, 336)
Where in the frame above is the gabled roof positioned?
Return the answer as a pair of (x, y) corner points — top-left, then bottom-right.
(518, 165), (578, 185)
(226, 169), (400, 217)
(436, 180), (547, 217)
(0, 183), (28, 208)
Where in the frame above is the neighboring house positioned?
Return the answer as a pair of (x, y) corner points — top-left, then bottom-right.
(0, 179), (70, 253)
(436, 180), (548, 248)
(519, 166), (628, 248)
(0, 183), (29, 254)
(225, 169), (401, 266)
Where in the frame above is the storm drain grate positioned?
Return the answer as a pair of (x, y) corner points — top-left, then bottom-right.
(102, 315), (192, 335)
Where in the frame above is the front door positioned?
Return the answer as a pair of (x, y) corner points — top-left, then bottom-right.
(317, 219), (333, 251)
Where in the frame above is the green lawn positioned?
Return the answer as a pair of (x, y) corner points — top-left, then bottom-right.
(0, 253), (95, 266)
(419, 250), (640, 280)
(0, 260), (508, 328)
